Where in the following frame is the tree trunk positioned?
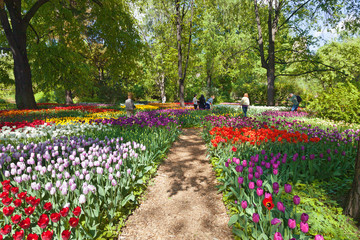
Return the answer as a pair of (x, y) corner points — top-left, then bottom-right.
(175, 0), (184, 107)
(158, 73), (166, 103)
(345, 140), (360, 220)
(65, 89), (73, 105)
(12, 31), (37, 109)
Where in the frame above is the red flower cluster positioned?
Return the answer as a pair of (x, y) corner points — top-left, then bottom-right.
(0, 120), (50, 130)
(210, 126), (310, 147)
(0, 180), (81, 239)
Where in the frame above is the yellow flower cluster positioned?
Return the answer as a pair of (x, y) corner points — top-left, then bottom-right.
(46, 110), (127, 125)
(119, 105), (159, 110)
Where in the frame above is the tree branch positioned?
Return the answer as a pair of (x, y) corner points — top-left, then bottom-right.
(254, 0), (268, 68)
(23, 0), (50, 27)
(278, 0), (311, 30)
(276, 68), (337, 77)
(29, 23), (40, 44)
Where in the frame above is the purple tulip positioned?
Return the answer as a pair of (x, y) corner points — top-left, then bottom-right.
(248, 173), (254, 180)
(252, 213), (259, 223)
(300, 222), (309, 233)
(314, 235), (324, 240)
(273, 182), (279, 190)
(273, 232), (283, 240)
(256, 188), (263, 196)
(256, 179), (263, 187)
(241, 200), (247, 209)
(277, 202), (285, 212)
(301, 213), (309, 223)
(284, 184), (292, 193)
(238, 177), (244, 185)
(293, 195), (300, 205)
(288, 219), (296, 229)
(309, 154), (315, 160)
(271, 218), (281, 225)
(242, 160), (247, 167)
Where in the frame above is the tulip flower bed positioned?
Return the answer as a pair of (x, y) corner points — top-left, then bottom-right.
(203, 113), (360, 239)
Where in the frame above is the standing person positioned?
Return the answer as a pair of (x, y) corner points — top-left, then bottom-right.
(239, 93), (250, 117)
(125, 92), (136, 117)
(193, 94), (198, 109)
(198, 94), (206, 109)
(205, 95), (215, 109)
(288, 93), (299, 111)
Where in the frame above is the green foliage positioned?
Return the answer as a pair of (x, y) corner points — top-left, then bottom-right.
(309, 82), (360, 123)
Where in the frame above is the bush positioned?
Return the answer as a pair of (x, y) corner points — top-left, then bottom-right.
(309, 82), (360, 123)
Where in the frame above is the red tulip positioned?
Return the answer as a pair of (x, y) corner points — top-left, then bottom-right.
(61, 230), (71, 240)
(11, 187), (19, 194)
(12, 214), (22, 224)
(0, 192), (9, 199)
(1, 180), (10, 187)
(32, 198), (40, 207)
(43, 202), (52, 211)
(37, 214), (49, 229)
(0, 224), (11, 235)
(2, 197), (13, 206)
(3, 206), (15, 216)
(18, 192), (27, 200)
(41, 230), (53, 240)
(0, 234), (3, 239)
(60, 207), (69, 217)
(19, 218), (31, 229)
(14, 199), (22, 207)
(3, 185), (11, 192)
(27, 234), (39, 240)
(25, 196), (35, 205)
(72, 206), (81, 216)
(24, 206), (35, 216)
(50, 213), (61, 223)
(13, 230), (24, 240)
(69, 217), (79, 228)
(262, 196), (274, 211)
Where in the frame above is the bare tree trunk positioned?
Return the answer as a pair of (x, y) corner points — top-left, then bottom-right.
(267, 0), (276, 106)
(158, 73), (166, 103)
(65, 89), (73, 105)
(345, 140), (360, 220)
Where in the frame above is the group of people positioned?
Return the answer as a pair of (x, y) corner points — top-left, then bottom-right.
(125, 91), (302, 118)
(193, 93), (250, 117)
(192, 94), (215, 110)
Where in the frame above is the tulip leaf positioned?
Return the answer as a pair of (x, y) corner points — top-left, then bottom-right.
(228, 214), (239, 226)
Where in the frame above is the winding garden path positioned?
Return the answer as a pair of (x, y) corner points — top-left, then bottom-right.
(119, 128), (233, 240)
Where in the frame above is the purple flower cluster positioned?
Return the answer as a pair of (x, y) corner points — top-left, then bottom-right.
(88, 111), (179, 128)
(259, 111), (309, 118)
(0, 135), (146, 205)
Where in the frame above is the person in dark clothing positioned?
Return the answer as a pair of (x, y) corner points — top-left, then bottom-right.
(198, 95), (206, 109)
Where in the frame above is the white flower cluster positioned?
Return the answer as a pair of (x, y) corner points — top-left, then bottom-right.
(0, 122), (111, 144)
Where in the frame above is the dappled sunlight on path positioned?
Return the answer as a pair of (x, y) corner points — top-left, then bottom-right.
(120, 128), (233, 240)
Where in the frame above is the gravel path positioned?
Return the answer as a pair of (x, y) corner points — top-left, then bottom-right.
(119, 128), (233, 240)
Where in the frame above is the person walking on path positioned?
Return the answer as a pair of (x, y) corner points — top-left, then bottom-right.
(205, 95), (215, 110)
(198, 94), (206, 109)
(239, 93), (250, 117)
(193, 94), (198, 109)
(288, 93), (299, 111)
(125, 92), (136, 117)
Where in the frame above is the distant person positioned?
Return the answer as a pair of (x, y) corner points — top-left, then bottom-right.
(198, 95), (206, 109)
(125, 93), (136, 117)
(240, 93), (250, 117)
(205, 95), (215, 109)
(193, 94), (198, 109)
(288, 93), (299, 111)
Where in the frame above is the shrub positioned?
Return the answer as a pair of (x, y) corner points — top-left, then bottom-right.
(309, 82), (360, 123)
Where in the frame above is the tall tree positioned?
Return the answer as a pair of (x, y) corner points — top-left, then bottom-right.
(175, 0), (194, 107)
(0, 0), (51, 109)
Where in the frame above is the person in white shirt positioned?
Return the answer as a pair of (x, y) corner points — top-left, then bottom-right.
(193, 94), (198, 109)
(239, 93), (250, 117)
(125, 93), (136, 117)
